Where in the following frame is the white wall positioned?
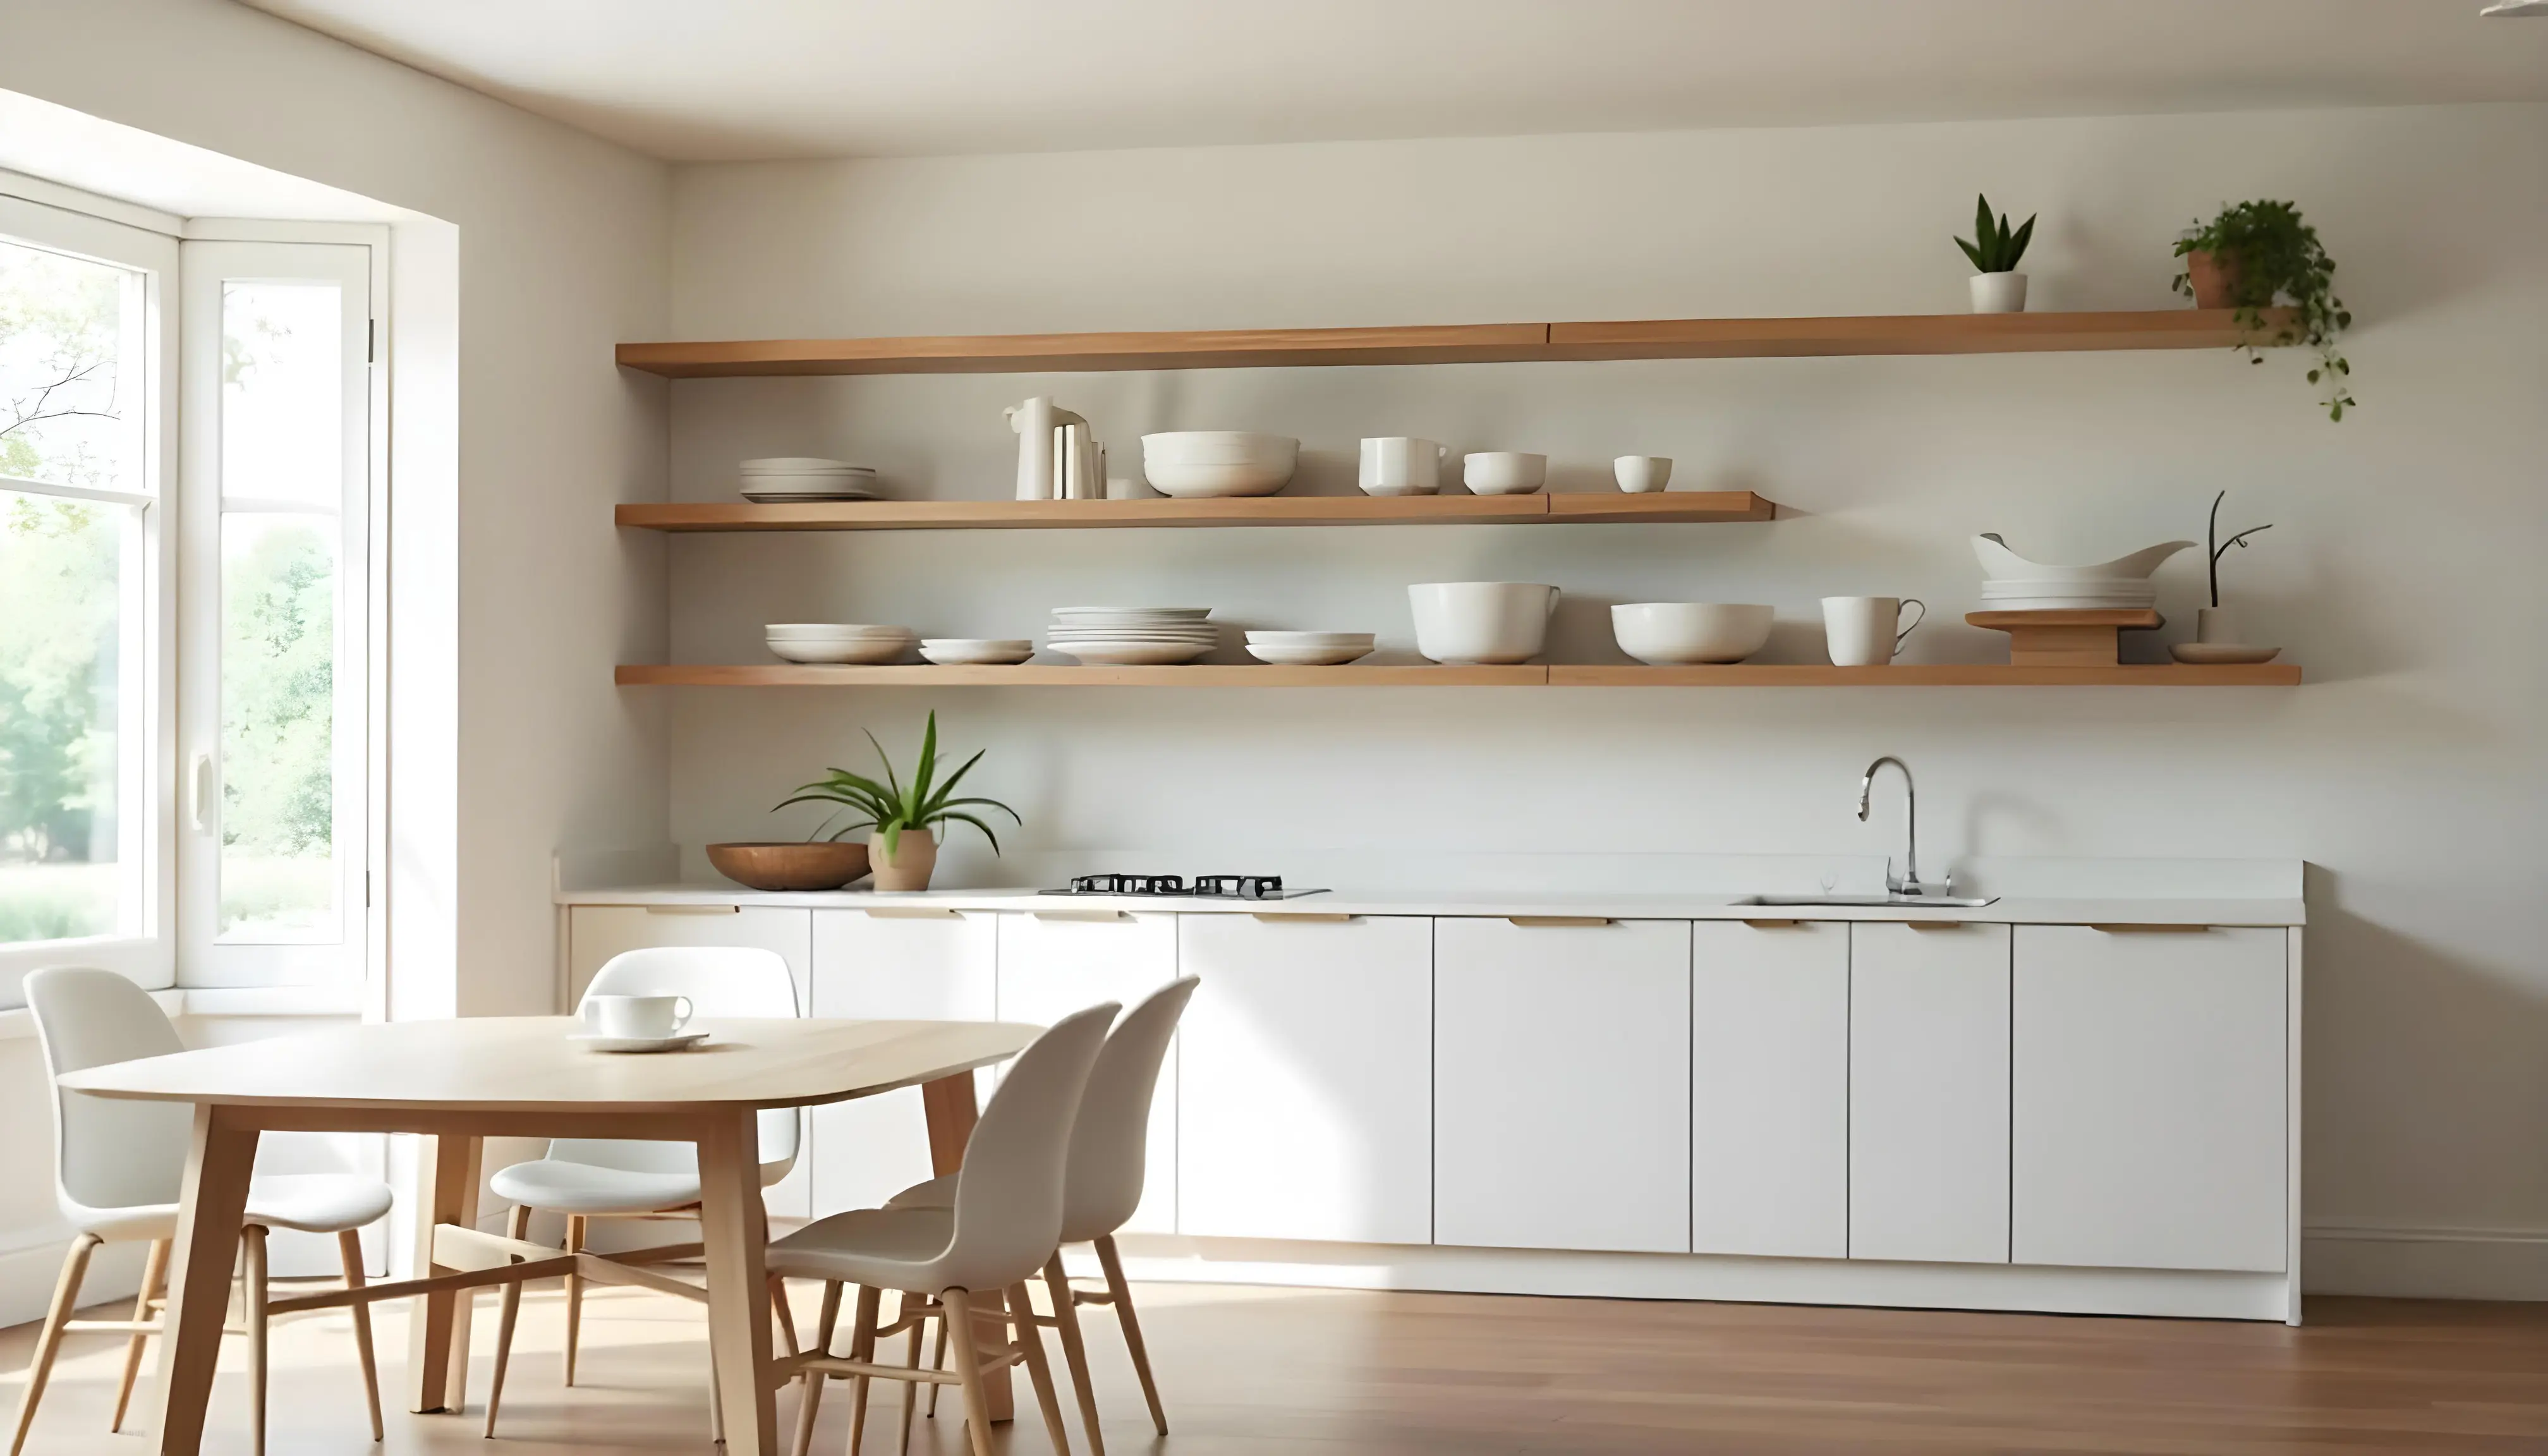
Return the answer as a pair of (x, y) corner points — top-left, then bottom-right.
(663, 105), (2548, 1295)
(0, 0), (671, 1322)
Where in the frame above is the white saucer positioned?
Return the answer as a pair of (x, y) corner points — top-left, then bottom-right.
(568, 1031), (711, 1053)
(2169, 643), (2282, 665)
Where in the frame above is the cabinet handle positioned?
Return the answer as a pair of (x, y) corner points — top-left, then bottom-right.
(864, 907), (961, 919)
(643, 904), (739, 915)
(1904, 920), (1967, 931)
(1034, 910), (1124, 923)
(1506, 916), (1613, 928)
(1741, 918), (1804, 929)
(2090, 923), (2215, 934)
(1251, 912), (1356, 923)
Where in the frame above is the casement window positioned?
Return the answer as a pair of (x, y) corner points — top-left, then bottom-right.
(0, 182), (380, 1006)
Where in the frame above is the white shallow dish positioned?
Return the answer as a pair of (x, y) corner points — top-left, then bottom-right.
(1245, 631), (1376, 643)
(568, 1031), (710, 1054)
(770, 640), (913, 664)
(1051, 642), (1213, 665)
(1141, 432), (1297, 498)
(741, 458), (871, 472)
(921, 640), (1034, 665)
(2169, 643), (2281, 665)
(1247, 643), (1374, 665)
(1611, 602), (1774, 665)
(743, 490), (880, 503)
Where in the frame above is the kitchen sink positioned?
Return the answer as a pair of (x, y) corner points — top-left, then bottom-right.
(1733, 894), (2000, 908)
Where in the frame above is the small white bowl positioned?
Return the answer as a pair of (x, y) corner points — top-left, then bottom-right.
(1610, 603), (1774, 665)
(1244, 631), (1376, 645)
(1463, 452), (1548, 496)
(1247, 643), (1375, 666)
(1141, 432), (1297, 498)
(919, 639), (1033, 666)
(770, 636), (914, 664)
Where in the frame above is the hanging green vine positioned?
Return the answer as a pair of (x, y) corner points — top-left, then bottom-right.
(2172, 200), (2355, 422)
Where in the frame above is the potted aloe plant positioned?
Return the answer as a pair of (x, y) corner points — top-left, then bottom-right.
(777, 712), (1021, 891)
(1955, 194), (2035, 313)
(2172, 200), (2355, 420)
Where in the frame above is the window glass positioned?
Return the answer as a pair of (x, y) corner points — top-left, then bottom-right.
(0, 236), (142, 493)
(217, 513), (339, 940)
(220, 281), (341, 507)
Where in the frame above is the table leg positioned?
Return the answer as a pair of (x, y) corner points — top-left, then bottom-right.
(697, 1109), (777, 1456)
(919, 1073), (1012, 1423)
(405, 1131), (483, 1413)
(150, 1105), (259, 1456)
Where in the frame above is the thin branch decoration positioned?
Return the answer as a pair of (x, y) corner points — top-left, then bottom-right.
(2206, 490), (2274, 609)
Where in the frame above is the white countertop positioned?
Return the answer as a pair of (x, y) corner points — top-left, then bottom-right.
(556, 884), (2305, 926)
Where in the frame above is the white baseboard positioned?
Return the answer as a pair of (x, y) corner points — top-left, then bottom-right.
(0, 1234), (150, 1332)
(2303, 1223), (2548, 1301)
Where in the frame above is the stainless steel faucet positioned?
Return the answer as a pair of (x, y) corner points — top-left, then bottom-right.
(1857, 755), (1946, 898)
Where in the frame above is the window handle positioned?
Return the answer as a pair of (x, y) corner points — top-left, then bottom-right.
(190, 753), (214, 834)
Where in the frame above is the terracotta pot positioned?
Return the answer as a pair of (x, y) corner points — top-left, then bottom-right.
(868, 826), (938, 891)
(2185, 249), (2243, 310)
(705, 841), (869, 892)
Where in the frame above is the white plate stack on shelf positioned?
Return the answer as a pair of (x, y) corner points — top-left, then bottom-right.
(1045, 607), (1217, 665)
(765, 622), (917, 664)
(739, 458), (880, 503)
(1245, 631), (1376, 665)
(1972, 533), (2186, 613)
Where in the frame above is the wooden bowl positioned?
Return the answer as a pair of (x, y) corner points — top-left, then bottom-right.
(705, 841), (871, 892)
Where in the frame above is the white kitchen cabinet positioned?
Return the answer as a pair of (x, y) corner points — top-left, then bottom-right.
(1176, 914), (1433, 1245)
(1690, 920), (1849, 1259)
(806, 909), (1000, 1218)
(2011, 926), (2288, 1272)
(1849, 922), (2011, 1265)
(1434, 918), (1691, 1254)
(564, 905), (815, 1218)
(995, 911), (1182, 1232)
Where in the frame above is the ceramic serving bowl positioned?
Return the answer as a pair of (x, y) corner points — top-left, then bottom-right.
(919, 639), (1033, 665)
(705, 841), (870, 891)
(1409, 582), (1558, 664)
(1141, 432), (1298, 497)
(1610, 602), (1774, 664)
(1462, 452), (1548, 496)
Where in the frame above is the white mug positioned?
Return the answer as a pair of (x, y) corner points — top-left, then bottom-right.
(1823, 596), (1927, 667)
(1614, 456), (1673, 493)
(584, 993), (694, 1040)
(1359, 437), (1448, 496)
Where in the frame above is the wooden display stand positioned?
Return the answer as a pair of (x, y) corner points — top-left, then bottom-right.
(1967, 610), (2163, 667)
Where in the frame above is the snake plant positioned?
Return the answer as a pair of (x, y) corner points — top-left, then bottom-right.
(1955, 193), (2035, 274)
(776, 712), (1020, 856)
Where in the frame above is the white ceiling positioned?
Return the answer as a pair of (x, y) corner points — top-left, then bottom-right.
(242, 0), (2548, 162)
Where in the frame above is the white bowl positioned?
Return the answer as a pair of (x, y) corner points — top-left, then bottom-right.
(1141, 433), (1297, 498)
(741, 458), (871, 473)
(1610, 603), (1774, 664)
(1244, 631), (1376, 645)
(1463, 452), (1548, 496)
(766, 624), (915, 640)
(1247, 643), (1375, 666)
(919, 640), (1033, 665)
(769, 636), (913, 664)
(1408, 582), (1558, 664)
(1052, 642), (1212, 665)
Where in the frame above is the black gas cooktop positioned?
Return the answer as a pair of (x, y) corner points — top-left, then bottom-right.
(1038, 873), (1330, 902)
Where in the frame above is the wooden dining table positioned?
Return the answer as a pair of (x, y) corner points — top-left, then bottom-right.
(56, 1014), (1041, 1456)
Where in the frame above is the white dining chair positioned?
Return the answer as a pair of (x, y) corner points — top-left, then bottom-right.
(480, 944), (804, 1436)
(772, 1001), (1119, 1456)
(13, 968), (394, 1456)
(887, 976), (1198, 1456)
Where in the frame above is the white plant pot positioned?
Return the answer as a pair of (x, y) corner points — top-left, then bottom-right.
(2195, 606), (2237, 645)
(1969, 272), (2029, 313)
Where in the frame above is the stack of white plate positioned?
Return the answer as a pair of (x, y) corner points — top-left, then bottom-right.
(1245, 631), (1376, 666)
(765, 623), (916, 664)
(739, 458), (880, 503)
(1046, 607), (1216, 665)
(1979, 579), (2159, 612)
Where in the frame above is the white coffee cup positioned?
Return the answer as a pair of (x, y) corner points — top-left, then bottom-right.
(1823, 596), (1927, 667)
(1463, 452), (1547, 496)
(1359, 437), (1448, 496)
(583, 993), (694, 1040)
(1614, 456), (1673, 493)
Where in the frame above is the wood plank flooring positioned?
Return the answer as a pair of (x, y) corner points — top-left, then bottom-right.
(6, 1280), (2544, 1453)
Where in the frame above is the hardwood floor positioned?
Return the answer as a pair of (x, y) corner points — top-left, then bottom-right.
(5, 1280), (2544, 1453)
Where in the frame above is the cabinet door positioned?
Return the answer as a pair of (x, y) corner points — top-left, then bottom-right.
(1849, 922), (2011, 1264)
(1691, 920), (1848, 1259)
(1177, 914), (1432, 1244)
(2012, 926), (2288, 1272)
(807, 910), (999, 1218)
(995, 912), (1182, 1232)
(1434, 918), (1690, 1254)
(566, 906), (815, 1217)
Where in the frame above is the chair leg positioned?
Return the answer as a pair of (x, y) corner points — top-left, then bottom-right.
(561, 1213), (586, 1386)
(788, 1282), (843, 1456)
(244, 1224), (270, 1456)
(337, 1229), (385, 1441)
(1094, 1235), (1166, 1435)
(938, 1289), (997, 1456)
(845, 1285), (880, 1456)
(772, 1275), (801, 1356)
(895, 1307), (923, 1456)
(8, 1231), (99, 1456)
(1044, 1254), (1105, 1456)
(1007, 1280), (1073, 1456)
(109, 1235), (169, 1434)
(923, 1316), (947, 1416)
(485, 1204), (533, 1437)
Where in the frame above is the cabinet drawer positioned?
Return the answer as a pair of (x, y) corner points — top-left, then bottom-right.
(1849, 922), (2011, 1265)
(806, 909), (999, 1218)
(997, 912), (1182, 1232)
(1692, 919), (1848, 1258)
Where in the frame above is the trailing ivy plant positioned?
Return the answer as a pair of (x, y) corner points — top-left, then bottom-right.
(1955, 194), (2035, 274)
(776, 711), (1020, 856)
(2172, 200), (2355, 421)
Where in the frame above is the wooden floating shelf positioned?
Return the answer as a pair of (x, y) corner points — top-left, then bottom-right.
(617, 491), (1776, 532)
(617, 310), (2293, 379)
(618, 663), (2300, 688)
